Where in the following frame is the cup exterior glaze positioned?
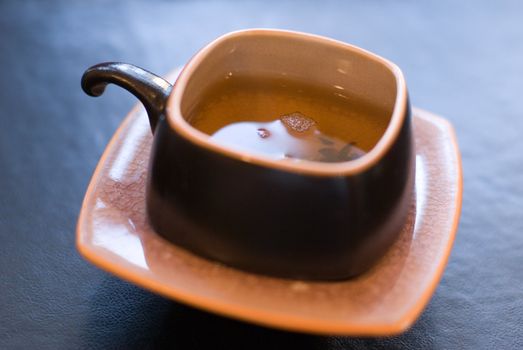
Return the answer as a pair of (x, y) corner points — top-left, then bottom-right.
(82, 29), (414, 280)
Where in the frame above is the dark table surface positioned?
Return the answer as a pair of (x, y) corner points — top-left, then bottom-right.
(1, 1), (522, 349)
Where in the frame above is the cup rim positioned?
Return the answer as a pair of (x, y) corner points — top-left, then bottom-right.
(166, 28), (408, 176)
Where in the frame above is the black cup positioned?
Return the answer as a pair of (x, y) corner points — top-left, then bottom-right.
(81, 29), (414, 280)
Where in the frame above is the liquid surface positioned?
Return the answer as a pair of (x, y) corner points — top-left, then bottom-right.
(210, 113), (365, 162)
(189, 75), (390, 163)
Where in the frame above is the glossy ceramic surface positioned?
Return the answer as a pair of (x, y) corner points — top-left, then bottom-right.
(81, 30), (414, 280)
(76, 67), (462, 335)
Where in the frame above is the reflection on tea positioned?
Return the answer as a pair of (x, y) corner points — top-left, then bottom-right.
(189, 75), (390, 163)
(210, 112), (365, 162)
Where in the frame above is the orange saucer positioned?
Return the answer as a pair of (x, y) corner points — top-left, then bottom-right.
(77, 70), (462, 336)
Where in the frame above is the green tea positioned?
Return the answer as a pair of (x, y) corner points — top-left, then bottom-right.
(188, 75), (390, 163)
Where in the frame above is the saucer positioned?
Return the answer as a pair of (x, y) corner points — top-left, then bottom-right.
(77, 69), (462, 336)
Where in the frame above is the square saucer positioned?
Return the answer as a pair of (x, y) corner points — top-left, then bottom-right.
(77, 70), (462, 336)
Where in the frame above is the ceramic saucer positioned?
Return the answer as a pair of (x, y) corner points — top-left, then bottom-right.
(77, 69), (462, 336)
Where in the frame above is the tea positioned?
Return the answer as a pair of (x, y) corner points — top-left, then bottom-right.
(189, 75), (390, 163)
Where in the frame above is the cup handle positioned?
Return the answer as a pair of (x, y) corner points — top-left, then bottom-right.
(81, 62), (172, 133)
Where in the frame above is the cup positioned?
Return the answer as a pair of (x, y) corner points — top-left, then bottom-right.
(81, 29), (414, 280)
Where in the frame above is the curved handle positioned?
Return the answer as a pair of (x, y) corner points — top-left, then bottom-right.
(81, 62), (173, 132)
